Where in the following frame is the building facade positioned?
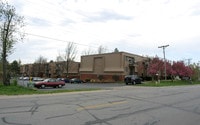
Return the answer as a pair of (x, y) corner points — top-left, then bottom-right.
(79, 52), (149, 82)
(20, 61), (80, 78)
(20, 52), (150, 82)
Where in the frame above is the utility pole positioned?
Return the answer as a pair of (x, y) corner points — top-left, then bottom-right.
(198, 61), (200, 81)
(185, 58), (192, 66)
(158, 44), (169, 80)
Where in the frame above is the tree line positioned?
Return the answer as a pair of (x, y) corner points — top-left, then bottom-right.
(147, 57), (199, 81)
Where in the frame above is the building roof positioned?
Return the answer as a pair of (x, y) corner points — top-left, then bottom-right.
(81, 51), (146, 58)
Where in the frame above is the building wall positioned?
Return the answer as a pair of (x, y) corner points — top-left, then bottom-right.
(20, 52), (150, 82)
(80, 52), (148, 82)
(20, 61), (80, 78)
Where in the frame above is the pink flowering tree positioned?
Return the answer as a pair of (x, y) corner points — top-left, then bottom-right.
(147, 57), (185, 80)
(172, 61), (193, 78)
(147, 57), (164, 80)
(147, 57), (194, 80)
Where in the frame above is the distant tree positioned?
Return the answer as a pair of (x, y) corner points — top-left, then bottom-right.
(35, 55), (47, 64)
(190, 63), (200, 81)
(9, 60), (20, 77)
(58, 42), (77, 77)
(56, 55), (64, 62)
(172, 61), (193, 78)
(34, 56), (47, 77)
(82, 47), (94, 55)
(97, 45), (107, 54)
(0, 1), (25, 85)
(114, 48), (119, 52)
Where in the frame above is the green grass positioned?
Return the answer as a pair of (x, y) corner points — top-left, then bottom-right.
(137, 80), (200, 87)
(0, 84), (100, 95)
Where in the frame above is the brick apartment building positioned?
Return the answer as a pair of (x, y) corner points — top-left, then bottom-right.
(20, 52), (150, 82)
(79, 52), (150, 82)
(20, 61), (80, 78)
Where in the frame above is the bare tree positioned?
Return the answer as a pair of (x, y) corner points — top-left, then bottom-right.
(56, 55), (64, 62)
(82, 47), (94, 55)
(34, 56), (47, 77)
(97, 45), (107, 54)
(35, 55), (47, 64)
(58, 42), (77, 77)
(0, 1), (25, 85)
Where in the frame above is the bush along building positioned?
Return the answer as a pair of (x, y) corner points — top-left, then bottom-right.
(20, 52), (150, 82)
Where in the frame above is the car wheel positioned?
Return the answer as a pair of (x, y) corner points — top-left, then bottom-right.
(58, 84), (62, 88)
(41, 84), (45, 89)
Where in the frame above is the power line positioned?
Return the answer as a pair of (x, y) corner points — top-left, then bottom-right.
(24, 32), (100, 49)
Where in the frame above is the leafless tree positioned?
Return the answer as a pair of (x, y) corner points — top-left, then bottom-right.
(97, 45), (107, 54)
(82, 47), (94, 55)
(57, 42), (77, 77)
(34, 55), (47, 64)
(34, 56), (47, 77)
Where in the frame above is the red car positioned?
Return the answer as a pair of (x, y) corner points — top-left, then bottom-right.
(34, 78), (65, 89)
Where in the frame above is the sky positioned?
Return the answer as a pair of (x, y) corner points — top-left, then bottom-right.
(7, 0), (200, 64)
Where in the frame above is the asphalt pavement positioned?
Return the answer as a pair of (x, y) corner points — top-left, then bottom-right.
(1, 85), (200, 125)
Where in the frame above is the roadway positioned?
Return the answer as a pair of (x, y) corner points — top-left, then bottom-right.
(0, 85), (200, 125)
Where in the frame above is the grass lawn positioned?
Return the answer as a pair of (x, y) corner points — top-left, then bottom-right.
(137, 80), (200, 87)
(0, 84), (100, 95)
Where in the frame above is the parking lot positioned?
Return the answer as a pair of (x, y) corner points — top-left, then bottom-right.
(17, 79), (125, 90)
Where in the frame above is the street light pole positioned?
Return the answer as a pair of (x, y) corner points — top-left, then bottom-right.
(158, 44), (169, 80)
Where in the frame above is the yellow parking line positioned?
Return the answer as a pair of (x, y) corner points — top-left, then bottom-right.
(77, 100), (127, 111)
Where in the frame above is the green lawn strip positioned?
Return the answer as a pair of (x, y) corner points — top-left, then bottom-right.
(0, 84), (101, 95)
(137, 80), (200, 87)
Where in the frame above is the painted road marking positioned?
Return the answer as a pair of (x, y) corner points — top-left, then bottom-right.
(77, 100), (127, 111)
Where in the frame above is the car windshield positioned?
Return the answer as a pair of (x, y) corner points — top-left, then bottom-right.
(43, 79), (50, 82)
(131, 75), (138, 79)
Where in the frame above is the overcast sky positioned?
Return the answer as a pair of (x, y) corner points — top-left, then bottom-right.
(7, 0), (200, 64)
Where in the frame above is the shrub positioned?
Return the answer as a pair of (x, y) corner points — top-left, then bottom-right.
(112, 75), (120, 82)
(12, 79), (18, 86)
(85, 79), (91, 82)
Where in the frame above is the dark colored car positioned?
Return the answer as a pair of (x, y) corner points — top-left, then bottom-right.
(34, 78), (65, 88)
(124, 75), (142, 85)
(70, 78), (84, 83)
(57, 78), (71, 83)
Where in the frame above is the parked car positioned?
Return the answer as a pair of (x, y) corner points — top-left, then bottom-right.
(57, 78), (71, 83)
(23, 77), (30, 80)
(124, 75), (142, 85)
(34, 78), (65, 89)
(33, 77), (44, 81)
(70, 78), (84, 83)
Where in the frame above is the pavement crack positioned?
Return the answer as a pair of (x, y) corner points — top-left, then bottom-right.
(29, 100), (39, 115)
(2, 117), (31, 125)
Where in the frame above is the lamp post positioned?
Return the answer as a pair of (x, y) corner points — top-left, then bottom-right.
(158, 45), (169, 80)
